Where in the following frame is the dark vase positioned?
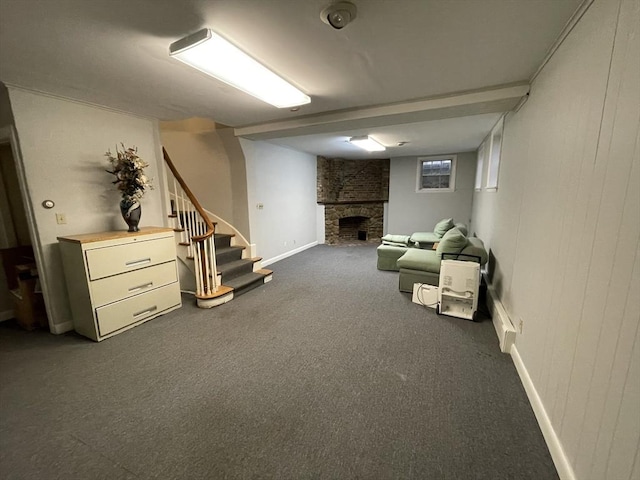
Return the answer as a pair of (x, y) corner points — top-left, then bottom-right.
(120, 200), (141, 232)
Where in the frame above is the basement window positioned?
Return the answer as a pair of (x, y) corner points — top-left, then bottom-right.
(417, 155), (456, 192)
(475, 141), (486, 191)
(486, 116), (504, 191)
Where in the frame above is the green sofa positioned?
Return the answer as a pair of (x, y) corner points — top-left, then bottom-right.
(376, 218), (467, 271)
(397, 229), (488, 292)
(376, 219), (488, 292)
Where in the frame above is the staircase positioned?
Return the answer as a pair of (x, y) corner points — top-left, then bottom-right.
(214, 233), (271, 295)
(163, 148), (272, 308)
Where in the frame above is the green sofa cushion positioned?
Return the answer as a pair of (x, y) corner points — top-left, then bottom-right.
(396, 248), (441, 272)
(381, 234), (412, 246)
(454, 223), (468, 236)
(433, 218), (454, 238)
(377, 244), (409, 257)
(436, 227), (467, 257)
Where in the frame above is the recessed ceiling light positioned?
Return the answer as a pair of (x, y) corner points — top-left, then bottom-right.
(169, 28), (311, 108)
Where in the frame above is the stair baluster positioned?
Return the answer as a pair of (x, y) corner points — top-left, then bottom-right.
(163, 147), (271, 308)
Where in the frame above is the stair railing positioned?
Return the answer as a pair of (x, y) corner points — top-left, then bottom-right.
(163, 147), (218, 298)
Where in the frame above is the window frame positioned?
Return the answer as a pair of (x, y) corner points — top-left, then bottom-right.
(416, 155), (457, 193)
(485, 116), (504, 191)
(475, 140), (486, 191)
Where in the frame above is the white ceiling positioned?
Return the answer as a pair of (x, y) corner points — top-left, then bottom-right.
(0, 0), (582, 159)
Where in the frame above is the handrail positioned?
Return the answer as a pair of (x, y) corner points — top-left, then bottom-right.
(163, 147), (218, 298)
(162, 147), (215, 241)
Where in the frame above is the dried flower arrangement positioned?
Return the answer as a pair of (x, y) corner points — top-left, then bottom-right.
(105, 144), (153, 208)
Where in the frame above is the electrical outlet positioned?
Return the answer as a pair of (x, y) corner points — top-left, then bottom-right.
(55, 213), (67, 224)
(518, 318), (524, 334)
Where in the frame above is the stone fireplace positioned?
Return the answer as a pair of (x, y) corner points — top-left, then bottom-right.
(317, 157), (389, 244)
(325, 204), (384, 244)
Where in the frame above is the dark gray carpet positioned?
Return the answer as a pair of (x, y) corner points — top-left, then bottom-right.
(0, 244), (558, 480)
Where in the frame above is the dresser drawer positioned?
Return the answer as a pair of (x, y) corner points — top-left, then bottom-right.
(95, 282), (180, 337)
(89, 261), (177, 307)
(85, 236), (175, 280)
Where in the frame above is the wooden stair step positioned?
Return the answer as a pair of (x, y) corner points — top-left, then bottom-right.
(217, 259), (255, 282)
(214, 233), (235, 249)
(195, 284), (233, 300)
(215, 245), (245, 264)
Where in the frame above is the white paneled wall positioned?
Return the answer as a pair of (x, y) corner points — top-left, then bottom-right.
(472, 0), (640, 478)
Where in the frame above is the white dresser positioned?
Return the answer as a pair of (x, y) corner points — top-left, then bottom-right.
(58, 227), (182, 341)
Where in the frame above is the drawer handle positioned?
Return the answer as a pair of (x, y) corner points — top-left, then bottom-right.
(133, 306), (158, 318)
(125, 258), (151, 267)
(128, 282), (153, 293)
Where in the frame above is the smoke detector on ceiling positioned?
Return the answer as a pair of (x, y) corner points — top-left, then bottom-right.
(320, 2), (357, 30)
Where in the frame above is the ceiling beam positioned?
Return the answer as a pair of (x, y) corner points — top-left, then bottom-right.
(235, 83), (529, 141)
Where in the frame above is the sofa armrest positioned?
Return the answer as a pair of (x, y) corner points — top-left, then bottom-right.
(460, 237), (488, 265)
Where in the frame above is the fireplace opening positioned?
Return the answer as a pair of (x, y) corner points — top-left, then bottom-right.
(338, 216), (369, 242)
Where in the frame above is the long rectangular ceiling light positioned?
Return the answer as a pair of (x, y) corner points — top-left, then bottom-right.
(349, 135), (386, 152)
(170, 28), (310, 108)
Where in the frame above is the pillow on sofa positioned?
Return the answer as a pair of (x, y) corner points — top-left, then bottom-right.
(381, 234), (412, 246)
(454, 223), (468, 236)
(436, 227), (467, 257)
(433, 218), (454, 238)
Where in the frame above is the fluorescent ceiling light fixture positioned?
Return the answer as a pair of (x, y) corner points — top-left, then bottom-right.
(349, 135), (386, 152)
(170, 28), (310, 108)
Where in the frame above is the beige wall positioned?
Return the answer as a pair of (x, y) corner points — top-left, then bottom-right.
(472, 0), (639, 478)
(241, 139), (318, 264)
(160, 122), (235, 230)
(8, 88), (170, 331)
(218, 127), (251, 241)
(388, 151), (476, 235)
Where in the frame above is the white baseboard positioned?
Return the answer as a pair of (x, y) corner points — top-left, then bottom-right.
(50, 321), (74, 334)
(485, 283), (516, 353)
(0, 309), (14, 322)
(511, 345), (576, 480)
(262, 241), (318, 267)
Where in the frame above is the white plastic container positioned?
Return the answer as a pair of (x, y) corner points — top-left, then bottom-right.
(437, 259), (480, 321)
